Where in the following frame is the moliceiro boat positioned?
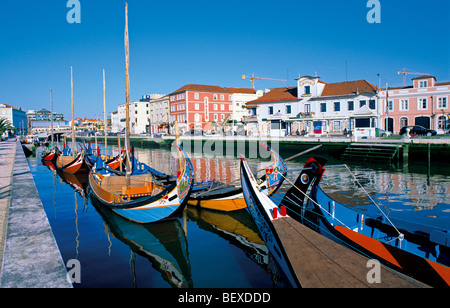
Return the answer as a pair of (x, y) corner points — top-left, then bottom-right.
(240, 156), (429, 288)
(278, 157), (450, 288)
(189, 142), (287, 212)
(89, 144), (194, 224)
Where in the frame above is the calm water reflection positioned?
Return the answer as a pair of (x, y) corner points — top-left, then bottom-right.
(28, 143), (450, 288)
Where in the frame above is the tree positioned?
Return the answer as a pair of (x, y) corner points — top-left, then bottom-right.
(0, 117), (15, 137)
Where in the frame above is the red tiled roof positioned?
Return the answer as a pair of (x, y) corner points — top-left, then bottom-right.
(171, 84), (229, 94)
(320, 80), (377, 97)
(247, 87), (297, 106)
(224, 87), (256, 94)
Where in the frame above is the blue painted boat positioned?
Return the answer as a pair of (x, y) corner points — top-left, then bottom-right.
(89, 144), (194, 224)
(279, 157), (450, 288)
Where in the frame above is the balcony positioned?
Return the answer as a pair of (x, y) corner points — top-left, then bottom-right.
(242, 115), (258, 122)
(297, 112), (315, 119)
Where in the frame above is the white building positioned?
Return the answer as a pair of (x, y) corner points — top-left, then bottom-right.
(0, 103), (27, 135)
(246, 75), (381, 138)
(148, 94), (170, 134)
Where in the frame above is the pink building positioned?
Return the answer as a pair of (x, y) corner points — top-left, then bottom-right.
(379, 75), (450, 134)
(169, 84), (254, 133)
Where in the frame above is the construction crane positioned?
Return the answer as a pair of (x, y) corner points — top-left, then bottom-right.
(397, 68), (430, 87)
(242, 73), (287, 89)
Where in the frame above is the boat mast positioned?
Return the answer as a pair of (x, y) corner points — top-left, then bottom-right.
(103, 69), (107, 157)
(50, 89), (54, 149)
(124, 3), (131, 184)
(71, 66), (76, 157)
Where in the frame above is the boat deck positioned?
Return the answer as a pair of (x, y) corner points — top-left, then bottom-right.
(100, 174), (162, 196)
(272, 216), (429, 288)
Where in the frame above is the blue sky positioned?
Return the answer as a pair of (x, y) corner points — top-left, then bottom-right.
(0, 0), (449, 119)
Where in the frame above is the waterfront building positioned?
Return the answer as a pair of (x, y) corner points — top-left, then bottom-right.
(27, 109), (64, 122)
(169, 84), (238, 134)
(0, 103), (28, 135)
(148, 94), (170, 135)
(110, 111), (120, 133)
(225, 87), (258, 134)
(246, 76), (380, 138)
(113, 101), (143, 134)
(29, 120), (71, 134)
(379, 75), (450, 134)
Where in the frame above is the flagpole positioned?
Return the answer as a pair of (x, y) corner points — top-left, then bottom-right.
(385, 81), (389, 131)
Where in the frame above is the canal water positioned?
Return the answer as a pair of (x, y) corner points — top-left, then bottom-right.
(28, 143), (450, 288)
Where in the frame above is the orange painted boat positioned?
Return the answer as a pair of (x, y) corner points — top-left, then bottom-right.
(279, 157), (450, 288)
(56, 152), (90, 174)
(188, 142), (287, 212)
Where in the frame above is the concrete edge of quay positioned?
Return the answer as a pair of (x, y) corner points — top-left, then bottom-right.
(0, 140), (72, 288)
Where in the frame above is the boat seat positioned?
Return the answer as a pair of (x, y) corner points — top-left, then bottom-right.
(100, 174), (163, 197)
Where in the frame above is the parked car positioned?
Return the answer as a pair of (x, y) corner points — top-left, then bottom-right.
(184, 129), (203, 136)
(154, 132), (167, 138)
(400, 125), (437, 136)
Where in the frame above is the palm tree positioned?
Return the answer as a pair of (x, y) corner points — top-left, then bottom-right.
(0, 117), (15, 137)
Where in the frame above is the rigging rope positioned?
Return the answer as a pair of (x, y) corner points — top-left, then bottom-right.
(278, 166), (404, 242)
(343, 164), (404, 240)
(278, 173), (352, 230)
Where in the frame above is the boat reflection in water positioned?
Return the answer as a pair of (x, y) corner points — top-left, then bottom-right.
(90, 194), (193, 288)
(186, 207), (290, 288)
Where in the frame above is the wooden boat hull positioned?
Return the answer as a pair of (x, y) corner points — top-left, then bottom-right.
(280, 157), (450, 288)
(56, 153), (89, 174)
(311, 184), (450, 288)
(240, 156), (428, 288)
(89, 144), (194, 224)
(189, 142), (287, 212)
(240, 156), (300, 288)
(41, 149), (58, 162)
(188, 196), (247, 212)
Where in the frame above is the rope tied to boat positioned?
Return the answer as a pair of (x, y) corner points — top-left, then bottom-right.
(343, 164), (404, 242)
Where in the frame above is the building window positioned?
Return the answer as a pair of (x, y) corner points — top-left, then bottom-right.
(213, 94), (218, 100)
(214, 104), (218, 110)
(437, 115), (446, 129)
(269, 106), (274, 115)
(387, 100), (393, 112)
(419, 80), (428, 88)
(220, 95), (224, 101)
(305, 104), (311, 113)
(359, 100), (366, 108)
(195, 103), (199, 110)
(286, 105), (292, 114)
(334, 102), (340, 112)
(400, 117), (408, 129)
(348, 101), (354, 111)
(220, 104), (224, 111)
(195, 93), (199, 99)
(400, 99), (409, 111)
(304, 86), (311, 95)
(418, 98), (427, 110)
(369, 99), (376, 110)
(195, 113), (200, 122)
(437, 97), (447, 109)
(333, 121), (341, 132)
(214, 114), (218, 121)
(221, 114), (225, 121)
(320, 103), (327, 112)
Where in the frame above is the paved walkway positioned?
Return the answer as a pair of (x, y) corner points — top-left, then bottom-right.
(0, 140), (71, 288)
(0, 139), (16, 277)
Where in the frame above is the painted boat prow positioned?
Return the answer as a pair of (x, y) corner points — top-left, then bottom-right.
(240, 155), (300, 288)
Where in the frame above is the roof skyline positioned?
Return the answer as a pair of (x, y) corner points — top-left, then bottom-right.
(0, 1), (448, 119)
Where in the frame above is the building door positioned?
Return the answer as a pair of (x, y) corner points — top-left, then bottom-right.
(387, 118), (394, 133)
(415, 116), (430, 129)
